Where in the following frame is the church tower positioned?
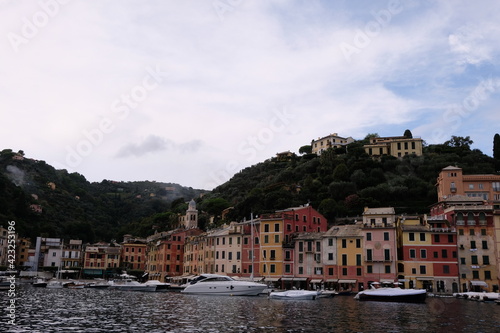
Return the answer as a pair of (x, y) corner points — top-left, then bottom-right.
(184, 199), (198, 229)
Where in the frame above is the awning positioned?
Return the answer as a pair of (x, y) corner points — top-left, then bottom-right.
(416, 277), (434, 281)
(325, 279), (338, 283)
(338, 279), (357, 284)
(293, 277), (308, 281)
(310, 279), (323, 283)
(265, 277), (281, 282)
(470, 281), (488, 287)
(380, 280), (394, 283)
(281, 277), (294, 281)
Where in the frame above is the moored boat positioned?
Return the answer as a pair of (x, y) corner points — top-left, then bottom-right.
(269, 290), (319, 300)
(144, 279), (171, 291)
(355, 284), (427, 303)
(181, 274), (267, 296)
(32, 278), (48, 288)
(46, 280), (64, 289)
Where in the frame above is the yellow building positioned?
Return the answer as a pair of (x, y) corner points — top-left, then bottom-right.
(331, 224), (364, 292)
(259, 216), (284, 280)
(397, 215), (434, 290)
(364, 134), (423, 158)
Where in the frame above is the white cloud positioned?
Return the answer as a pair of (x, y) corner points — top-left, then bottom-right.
(1, 0), (500, 189)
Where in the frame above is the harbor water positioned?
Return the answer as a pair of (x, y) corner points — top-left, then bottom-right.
(2, 285), (500, 332)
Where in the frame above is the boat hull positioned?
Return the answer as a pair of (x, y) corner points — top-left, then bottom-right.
(182, 284), (266, 296)
(269, 290), (319, 300)
(356, 290), (427, 303)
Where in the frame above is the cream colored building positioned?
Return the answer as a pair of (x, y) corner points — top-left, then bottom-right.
(311, 133), (354, 155)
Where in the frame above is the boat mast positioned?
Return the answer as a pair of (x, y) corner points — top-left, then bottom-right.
(250, 212), (254, 281)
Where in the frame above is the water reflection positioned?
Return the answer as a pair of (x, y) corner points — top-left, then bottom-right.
(2, 286), (500, 332)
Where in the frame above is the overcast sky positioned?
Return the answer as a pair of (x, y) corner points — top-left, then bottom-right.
(1, 0), (500, 190)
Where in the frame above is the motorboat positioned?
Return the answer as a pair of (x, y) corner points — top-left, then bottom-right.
(355, 283), (427, 303)
(109, 279), (157, 292)
(86, 281), (110, 289)
(181, 274), (267, 296)
(46, 280), (64, 289)
(65, 281), (85, 289)
(32, 278), (48, 288)
(317, 290), (338, 298)
(144, 280), (171, 291)
(269, 290), (320, 300)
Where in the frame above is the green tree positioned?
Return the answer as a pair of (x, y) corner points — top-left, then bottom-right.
(299, 145), (312, 154)
(493, 133), (500, 171)
(403, 129), (413, 138)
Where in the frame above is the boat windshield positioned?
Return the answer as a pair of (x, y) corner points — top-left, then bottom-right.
(190, 275), (234, 284)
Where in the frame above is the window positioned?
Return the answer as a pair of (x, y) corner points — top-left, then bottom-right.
(385, 249), (391, 261)
(443, 265), (450, 274)
(342, 254), (347, 266)
(270, 264), (276, 273)
(448, 235), (454, 243)
(385, 265), (391, 274)
(419, 233), (426, 241)
(298, 266), (303, 274)
(412, 268), (417, 274)
(274, 235), (280, 243)
(328, 238), (333, 246)
(481, 229), (486, 236)
(299, 242), (303, 252)
(366, 233), (372, 241)
(328, 268), (334, 275)
(342, 268), (348, 275)
(483, 256), (490, 265)
(433, 251), (438, 258)
(274, 224), (280, 232)
(441, 250), (448, 258)
(420, 249), (427, 259)
(356, 254), (362, 266)
(409, 249), (416, 258)
(356, 268), (362, 276)
(316, 241), (321, 252)
(409, 233), (415, 241)
(384, 232), (389, 241)
(458, 229), (464, 235)
(342, 239), (347, 248)
(470, 241), (476, 249)
(328, 253), (334, 261)
(366, 249), (373, 261)
(434, 234), (440, 243)
(470, 229), (475, 236)
(471, 256), (478, 265)
(264, 235), (269, 244)
(472, 271), (479, 279)
(482, 241), (488, 249)
(264, 224), (269, 232)
(420, 265), (426, 274)
(284, 264), (291, 273)
(484, 271), (492, 280)
(367, 265), (373, 274)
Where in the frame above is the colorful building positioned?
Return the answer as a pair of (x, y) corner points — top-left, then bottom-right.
(361, 207), (398, 288)
(331, 224), (364, 292)
(364, 134), (423, 158)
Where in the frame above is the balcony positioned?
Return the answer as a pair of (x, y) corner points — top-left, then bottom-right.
(365, 256), (394, 262)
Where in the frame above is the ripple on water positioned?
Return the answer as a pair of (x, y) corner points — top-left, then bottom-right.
(2, 286), (500, 332)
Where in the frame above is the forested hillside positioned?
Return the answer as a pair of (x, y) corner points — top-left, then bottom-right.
(209, 136), (498, 223)
(0, 149), (205, 242)
(1, 134), (498, 242)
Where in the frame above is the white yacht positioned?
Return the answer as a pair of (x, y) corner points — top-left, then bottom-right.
(181, 274), (267, 296)
(269, 290), (320, 300)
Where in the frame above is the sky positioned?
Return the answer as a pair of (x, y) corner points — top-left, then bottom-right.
(1, 0), (500, 190)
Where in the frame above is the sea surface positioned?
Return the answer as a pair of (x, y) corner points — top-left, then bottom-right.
(2, 285), (500, 332)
